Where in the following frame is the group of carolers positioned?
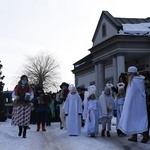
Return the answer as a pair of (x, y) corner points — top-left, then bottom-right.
(55, 66), (149, 144)
(11, 66), (150, 144)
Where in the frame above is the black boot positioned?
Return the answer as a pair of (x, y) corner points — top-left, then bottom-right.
(22, 126), (27, 138)
(141, 131), (149, 143)
(107, 131), (111, 137)
(101, 130), (105, 137)
(128, 134), (137, 142)
(18, 126), (22, 136)
(90, 133), (95, 138)
(117, 129), (126, 137)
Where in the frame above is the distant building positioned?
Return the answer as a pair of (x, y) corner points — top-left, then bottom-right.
(72, 11), (150, 96)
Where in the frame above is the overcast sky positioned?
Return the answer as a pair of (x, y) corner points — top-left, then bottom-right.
(0, 0), (149, 91)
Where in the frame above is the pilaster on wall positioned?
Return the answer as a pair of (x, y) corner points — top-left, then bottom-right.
(95, 61), (105, 97)
(112, 56), (118, 87)
(117, 54), (125, 78)
(95, 62), (99, 97)
(112, 54), (125, 87)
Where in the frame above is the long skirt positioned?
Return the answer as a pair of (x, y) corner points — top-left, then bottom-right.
(11, 105), (32, 126)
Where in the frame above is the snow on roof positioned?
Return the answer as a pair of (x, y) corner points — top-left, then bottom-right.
(118, 23), (150, 35)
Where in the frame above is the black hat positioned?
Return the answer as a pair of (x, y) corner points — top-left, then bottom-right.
(35, 85), (43, 91)
(60, 82), (69, 89)
(35, 86), (44, 96)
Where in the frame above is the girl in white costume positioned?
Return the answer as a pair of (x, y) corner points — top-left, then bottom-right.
(64, 84), (83, 136)
(114, 82), (126, 137)
(83, 85), (102, 137)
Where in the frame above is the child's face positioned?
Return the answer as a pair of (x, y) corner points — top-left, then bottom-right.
(71, 91), (76, 95)
(90, 94), (95, 99)
(105, 90), (110, 95)
(119, 89), (124, 94)
(62, 85), (68, 90)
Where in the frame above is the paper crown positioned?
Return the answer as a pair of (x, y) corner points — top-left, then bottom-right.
(106, 82), (114, 89)
(117, 82), (125, 90)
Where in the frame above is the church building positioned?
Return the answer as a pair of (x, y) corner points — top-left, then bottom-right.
(72, 11), (150, 96)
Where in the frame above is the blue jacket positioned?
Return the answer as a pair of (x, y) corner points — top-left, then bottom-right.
(31, 96), (49, 112)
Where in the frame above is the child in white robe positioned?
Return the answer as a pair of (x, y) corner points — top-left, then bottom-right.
(114, 82), (126, 137)
(64, 84), (83, 136)
(83, 85), (102, 137)
(99, 86), (114, 137)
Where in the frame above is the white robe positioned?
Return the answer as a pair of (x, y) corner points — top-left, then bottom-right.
(83, 99), (102, 136)
(114, 96), (125, 129)
(98, 92), (114, 118)
(65, 92), (82, 135)
(118, 75), (148, 134)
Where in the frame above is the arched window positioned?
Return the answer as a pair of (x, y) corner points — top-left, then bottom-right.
(102, 23), (107, 37)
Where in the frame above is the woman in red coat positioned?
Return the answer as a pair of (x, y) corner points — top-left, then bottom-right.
(11, 75), (34, 138)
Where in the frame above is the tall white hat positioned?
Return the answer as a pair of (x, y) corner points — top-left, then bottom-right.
(106, 82), (113, 89)
(68, 84), (77, 92)
(88, 85), (96, 96)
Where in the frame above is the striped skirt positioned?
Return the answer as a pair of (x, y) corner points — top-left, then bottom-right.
(11, 105), (33, 126)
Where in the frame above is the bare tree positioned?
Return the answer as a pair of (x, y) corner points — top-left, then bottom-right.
(22, 51), (60, 92)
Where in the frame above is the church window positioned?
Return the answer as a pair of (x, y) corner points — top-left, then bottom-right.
(102, 23), (107, 37)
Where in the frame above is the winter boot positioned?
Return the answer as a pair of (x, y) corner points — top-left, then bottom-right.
(90, 133), (95, 138)
(18, 126), (22, 136)
(101, 130), (105, 137)
(107, 131), (111, 137)
(141, 131), (149, 143)
(128, 134), (137, 142)
(22, 126), (27, 138)
(37, 126), (40, 131)
(42, 126), (46, 131)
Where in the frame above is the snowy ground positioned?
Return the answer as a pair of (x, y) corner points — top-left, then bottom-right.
(0, 118), (150, 150)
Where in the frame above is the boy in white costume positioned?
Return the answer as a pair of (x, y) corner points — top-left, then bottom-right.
(118, 66), (148, 143)
(83, 85), (102, 137)
(64, 84), (82, 136)
(99, 86), (114, 137)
